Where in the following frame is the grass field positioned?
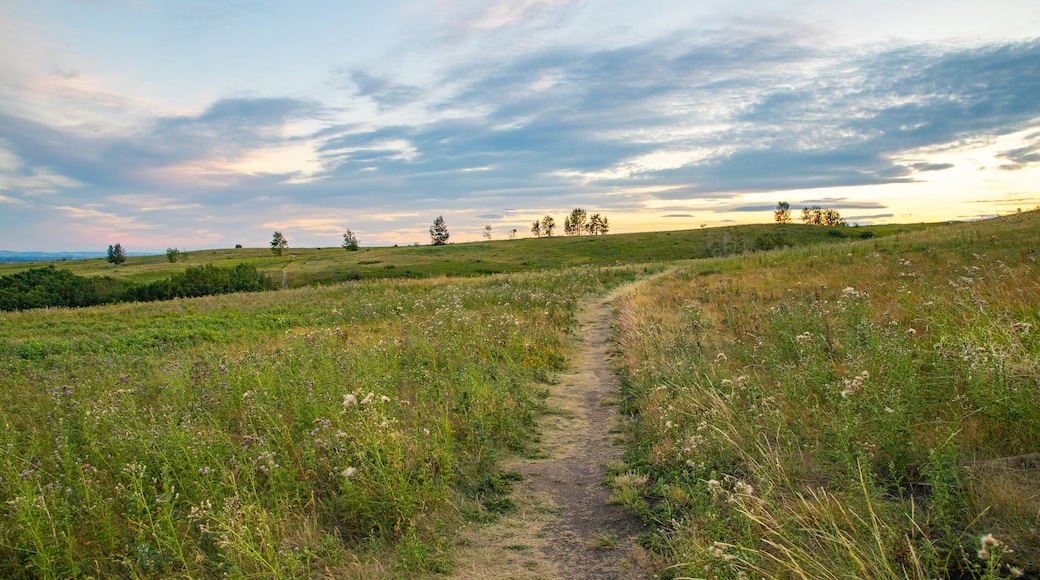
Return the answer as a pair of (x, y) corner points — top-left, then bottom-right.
(610, 211), (1040, 578)
(2, 215), (1035, 578)
(0, 263), (643, 577)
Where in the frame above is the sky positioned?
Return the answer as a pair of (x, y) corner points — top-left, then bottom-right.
(1, 0), (1039, 252)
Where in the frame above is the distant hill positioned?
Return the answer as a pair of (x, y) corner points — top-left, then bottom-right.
(0, 251), (155, 263)
(0, 251), (107, 263)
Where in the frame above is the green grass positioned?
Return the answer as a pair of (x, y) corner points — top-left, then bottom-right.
(611, 211), (1040, 579)
(0, 266), (640, 577)
(0, 222), (934, 288)
(0, 216), (1024, 578)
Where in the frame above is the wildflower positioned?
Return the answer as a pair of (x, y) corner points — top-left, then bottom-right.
(343, 394), (357, 407)
(360, 392), (374, 405)
(380, 395), (391, 403)
(664, 421), (673, 429)
(796, 331), (812, 344)
(707, 479), (722, 489)
(341, 466), (356, 479)
(981, 533), (1000, 549)
(734, 481), (754, 496)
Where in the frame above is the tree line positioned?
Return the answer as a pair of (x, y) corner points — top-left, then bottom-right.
(774, 201), (848, 226)
(531, 208), (610, 238)
(0, 264), (277, 312)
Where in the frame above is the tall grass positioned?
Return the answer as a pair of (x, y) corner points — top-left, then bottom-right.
(0, 265), (639, 577)
(612, 212), (1040, 579)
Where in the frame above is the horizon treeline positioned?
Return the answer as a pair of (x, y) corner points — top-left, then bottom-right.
(0, 263), (277, 312)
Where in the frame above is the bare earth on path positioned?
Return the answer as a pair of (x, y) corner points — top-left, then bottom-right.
(449, 288), (651, 580)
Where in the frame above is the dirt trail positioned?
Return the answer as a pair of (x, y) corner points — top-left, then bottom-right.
(449, 284), (654, 579)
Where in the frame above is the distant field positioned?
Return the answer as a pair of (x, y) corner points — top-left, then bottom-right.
(0, 222), (936, 287)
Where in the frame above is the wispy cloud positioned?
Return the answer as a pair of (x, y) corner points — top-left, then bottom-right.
(1, 1), (1039, 250)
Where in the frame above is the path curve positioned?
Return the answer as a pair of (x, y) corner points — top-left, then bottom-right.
(449, 283), (657, 579)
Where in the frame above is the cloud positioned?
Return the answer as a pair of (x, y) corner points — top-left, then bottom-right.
(908, 162), (954, 172)
(349, 71), (422, 109)
(997, 134), (1040, 170)
(2, 9), (1040, 250)
(662, 213), (694, 218)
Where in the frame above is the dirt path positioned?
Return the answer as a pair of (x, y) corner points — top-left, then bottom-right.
(449, 287), (651, 579)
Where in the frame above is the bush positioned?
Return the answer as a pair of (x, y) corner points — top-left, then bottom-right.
(0, 267), (126, 311)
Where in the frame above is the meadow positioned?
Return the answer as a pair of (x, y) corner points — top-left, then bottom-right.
(1, 214), (1035, 579)
(0, 263), (640, 577)
(610, 211), (1039, 578)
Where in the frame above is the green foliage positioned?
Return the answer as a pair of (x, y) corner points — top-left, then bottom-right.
(106, 243), (126, 265)
(801, 205), (848, 226)
(429, 216), (450, 245)
(540, 214), (556, 237)
(565, 208), (588, 236)
(123, 263), (277, 301)
(774, 201), (792, 223)
(341, 229), (359, 251)
(165, 247), (182, 263)
(0, 264), (276, 311)
(0, 266), (125, 311)
(270, 231), (288, 255)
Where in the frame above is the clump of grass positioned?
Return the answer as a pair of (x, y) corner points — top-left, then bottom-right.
(612, 211), (1040, 579)
(591, 533), (620, 550)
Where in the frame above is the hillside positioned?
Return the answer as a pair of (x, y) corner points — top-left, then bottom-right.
(0, 222), (934, 288)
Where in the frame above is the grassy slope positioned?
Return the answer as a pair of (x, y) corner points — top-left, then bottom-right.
(610, 211), (1040, 578)
(0, 222), (932, 287)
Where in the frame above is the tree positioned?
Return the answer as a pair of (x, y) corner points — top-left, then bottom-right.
(801, 206), (823, 225)
(166, 247), (182, 263)
(106, 243), (126, 265)
(564, 208), (588, 236)
(429, 216), (450, 245)
(270, 231), (288, 255)
(540, 215), (556, 237)
(531, 220), (542, 237)
(774, 201), (792, 224)
(342, 229), (359, 251)
(509, 229), (517, 240)
(587, 213), (609, 235)
(483, 224), (493, 241)
(801, 206), (847, 226)
(822, 209), (847, 227)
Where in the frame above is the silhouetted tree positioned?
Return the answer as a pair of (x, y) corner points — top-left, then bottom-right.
(429, 216), (450, 245)
(483, 224), (493, 241)
(540, 215), (556, 237)
(774, 201), (792, 224)
(565, 208), (588, 236)
(587, 213), (609, 235)
(271, 231), (288, 255)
